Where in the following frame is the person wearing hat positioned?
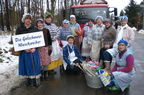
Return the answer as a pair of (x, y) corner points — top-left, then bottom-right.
(63, 35), (84, 75)
(108, 40), (136, 91)
(98, 18), (117, 71)
(58, 19), (72, 47)
(16, 13), (41, 87)
(44, 12), (62, 75)
(97, 16), (135, 71)
(118, 16), (134, 52)
(36, 18), (52, 81)
(88, 16), (105, 61)
(76, 19), (95, 60)
(69, 14), (82, 51)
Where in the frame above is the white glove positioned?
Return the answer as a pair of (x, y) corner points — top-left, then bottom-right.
(70, 62), (75, 66)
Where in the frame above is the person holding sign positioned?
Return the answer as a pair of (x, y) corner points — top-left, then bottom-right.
(16, 13), (41, 87)
(44, 12), (62, 75)
(36, 18), (52, 81)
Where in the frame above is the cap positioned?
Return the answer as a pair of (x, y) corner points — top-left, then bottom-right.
(45, 12), (53, 18)
(118, 40), (128, 46)
(96, 16), (103, 21)
(66, 35), (74, 40)
(70, 15), (75, 18)
(103, 18), (111, 23)
(36, 18), (44, 22)
(62, 19), (69, 24)
(119, 16), (128, 22)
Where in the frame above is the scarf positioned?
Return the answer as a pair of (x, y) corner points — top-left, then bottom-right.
(45, 21), (51, 25)
(116, 24), (128, 43)
(38, 27), (43, 30)
(70, 21), (76, 25)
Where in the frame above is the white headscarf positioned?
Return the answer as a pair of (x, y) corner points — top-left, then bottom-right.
(21, 13), (32, 23)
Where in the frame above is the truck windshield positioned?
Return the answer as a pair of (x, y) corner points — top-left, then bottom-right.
(72, 7), (108, 24)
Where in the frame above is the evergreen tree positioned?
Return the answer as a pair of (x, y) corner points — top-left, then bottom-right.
(120, 10), (125, 16)
(124, 0), (141, 27)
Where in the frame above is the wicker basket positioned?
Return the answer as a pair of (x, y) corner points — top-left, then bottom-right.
(11, 47), (21, 56)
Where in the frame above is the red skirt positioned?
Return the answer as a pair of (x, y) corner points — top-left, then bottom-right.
(38, 46), (51, 66)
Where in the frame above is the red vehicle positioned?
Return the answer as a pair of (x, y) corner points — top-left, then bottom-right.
(70, 0), (117, 28)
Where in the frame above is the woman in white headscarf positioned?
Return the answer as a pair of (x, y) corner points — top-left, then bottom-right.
(16, 13), (41, 87)
(88, 16), (105, 61)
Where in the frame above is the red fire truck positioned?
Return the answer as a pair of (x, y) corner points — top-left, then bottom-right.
(70, 0), (117, 28)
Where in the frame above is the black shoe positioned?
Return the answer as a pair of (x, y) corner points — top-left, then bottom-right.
(60, 65), (64, 73)
(33, 79), (40, 87)
(44, 71), (48, 80)
(40, 70), (44, 81)
(26, 78), (31, 86)
(48, 70), (57, 75)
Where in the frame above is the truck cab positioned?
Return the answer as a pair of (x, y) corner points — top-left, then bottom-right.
(70, 0), (117, 28)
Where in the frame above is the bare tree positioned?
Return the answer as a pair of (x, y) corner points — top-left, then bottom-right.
(46, 0), (49, 11)
(0, 0), (4, 31)
(5, 0), (11, 31)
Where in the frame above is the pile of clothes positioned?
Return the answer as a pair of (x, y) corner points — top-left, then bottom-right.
(76, 61), (112, 87)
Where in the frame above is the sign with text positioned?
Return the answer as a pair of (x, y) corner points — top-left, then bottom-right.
(12, 31), (45, 51)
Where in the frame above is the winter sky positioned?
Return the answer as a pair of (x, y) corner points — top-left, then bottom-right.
(108, 0), (143, 15)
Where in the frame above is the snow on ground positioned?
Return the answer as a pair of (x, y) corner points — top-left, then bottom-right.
(132, 27), (137, 32)
(0, 33), (23, 95)
(138, 29), (144, 35)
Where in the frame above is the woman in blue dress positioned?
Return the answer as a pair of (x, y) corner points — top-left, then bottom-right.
(16, 13), (41, 87)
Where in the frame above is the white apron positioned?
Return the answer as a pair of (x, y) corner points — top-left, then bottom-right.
(81, 37), (91, 57)
(50, 40), (62, 61)
(63, 46), (77, 70)
(90, 40), (101, 61)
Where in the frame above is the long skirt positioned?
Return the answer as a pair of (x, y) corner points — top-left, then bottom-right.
(48, 40), (62, 70)
(19, 49), (41, 79)
(48, 58), (62, 70)
(81, 37), (91, 57)
(38, 46), (51, 66)
(112, 69), (135, 91)
(90, 40), (101, 61)
(74, 36), (80, 51)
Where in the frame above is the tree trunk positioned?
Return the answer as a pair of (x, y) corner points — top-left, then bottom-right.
(5, 0), (11, 31)
(27, 0), (31, 13)
(0, 0), (4, 31)
(47, 0), (49, 11)
(11, 0), (19, 35)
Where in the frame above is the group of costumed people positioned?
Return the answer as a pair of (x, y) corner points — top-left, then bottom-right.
(16, 11), (136, 91)
(16, 12), (62, 87)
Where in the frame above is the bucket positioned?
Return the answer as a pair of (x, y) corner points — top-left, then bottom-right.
(85, 74), (103, 88)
